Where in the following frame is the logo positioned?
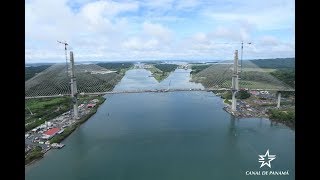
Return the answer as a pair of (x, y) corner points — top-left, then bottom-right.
(258, 149), (276, 168)
(245, 149), (289, 176)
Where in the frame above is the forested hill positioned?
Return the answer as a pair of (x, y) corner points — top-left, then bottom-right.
(244, 58), (295, 69)
(25, 65), (52, 81)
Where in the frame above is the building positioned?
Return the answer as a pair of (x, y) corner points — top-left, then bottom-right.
(25, 133), (30, 139)
(91, 99), (99, 103)
(260, 91), (269, 95)
(42, 128), (60, 140)
(87, 103), (96, 108)
(31, 126), (41, 133)
(250, 90), (260, 96)
(57, 129), (64, 134)
(25, 145), (32, 153)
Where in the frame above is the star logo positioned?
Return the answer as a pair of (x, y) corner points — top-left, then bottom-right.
(258, 149), (276, 168)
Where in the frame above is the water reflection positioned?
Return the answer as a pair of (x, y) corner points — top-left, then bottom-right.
(229, 115), (237, 137)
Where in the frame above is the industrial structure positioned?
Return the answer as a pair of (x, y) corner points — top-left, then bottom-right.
(69, 51), (79, 119)
(231, 50), (239, 111)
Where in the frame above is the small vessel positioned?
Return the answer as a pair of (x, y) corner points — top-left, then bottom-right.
(51, 143), (65, 149)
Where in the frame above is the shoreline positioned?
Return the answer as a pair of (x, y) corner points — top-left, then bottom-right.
(221, 99), (295, 130)
(25, 96), (106, 167)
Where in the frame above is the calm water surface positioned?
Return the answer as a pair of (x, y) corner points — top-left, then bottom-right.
(25, 68), (294, 180)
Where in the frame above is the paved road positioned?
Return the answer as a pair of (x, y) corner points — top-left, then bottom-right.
(25, 88), (295, 99)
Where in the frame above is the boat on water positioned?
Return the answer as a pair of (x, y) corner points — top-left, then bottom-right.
(51, 143), (65, 149)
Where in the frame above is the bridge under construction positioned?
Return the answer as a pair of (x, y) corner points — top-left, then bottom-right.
(25, 50), (294, 116)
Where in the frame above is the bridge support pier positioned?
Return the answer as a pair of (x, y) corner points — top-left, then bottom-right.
(277, 91), (281, 108)
(70, 51), (79, 119)
(231, 50), (239, 112)
(231, 90), (237, 111)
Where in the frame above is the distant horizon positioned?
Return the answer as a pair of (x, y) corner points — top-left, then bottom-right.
(25, 57), (295, 65)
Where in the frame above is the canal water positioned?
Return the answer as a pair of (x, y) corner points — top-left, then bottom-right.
(25, 68), (295, 180)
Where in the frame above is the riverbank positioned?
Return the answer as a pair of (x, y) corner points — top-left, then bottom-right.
(267, 108), (295, 129)
(146, 66), (170, 82)
(25, 96), (106, 166)
(221, 97), (295, 129)
(50, 96), (105, 144)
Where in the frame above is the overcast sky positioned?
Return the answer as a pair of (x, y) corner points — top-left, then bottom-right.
(26, 0), (294, 63)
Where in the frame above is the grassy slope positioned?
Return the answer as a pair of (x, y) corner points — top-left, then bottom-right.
(190, 59), (294, 90)
(96, 62), (134, 75)
(25, 97), (71, 132)
(25, 64), (132, 97)
(146, 64), (178, 82)
(25, 96), (106, 165)
(25, 146), (44, 165)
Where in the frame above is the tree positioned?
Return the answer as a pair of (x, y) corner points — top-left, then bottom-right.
(236, 90), (251, 99)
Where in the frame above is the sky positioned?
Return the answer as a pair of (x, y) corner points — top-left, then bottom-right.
(25, 0), (295, 63)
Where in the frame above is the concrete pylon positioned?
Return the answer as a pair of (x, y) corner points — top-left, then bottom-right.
(231, 50), (239, 111)
(70, 51), (79, 119)
(231, 90), (237, 111)
(277, 91), (281, 108)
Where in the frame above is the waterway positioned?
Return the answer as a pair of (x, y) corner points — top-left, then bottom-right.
(25, 68), (295, 180)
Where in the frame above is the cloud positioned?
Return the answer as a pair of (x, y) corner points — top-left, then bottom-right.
(209, 26), (251, 42)
(175, 0), (200, 10)
(142, 22), (172, 42)
(80, 0), (138, 19)
(26, 0), (295, 63)
(202, 0), (294, 31)
(259, 36), (280, 46)
(123, 37), (159, 51)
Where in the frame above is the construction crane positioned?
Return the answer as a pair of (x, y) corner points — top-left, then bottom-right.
(210, 41), (252, 78)
(240, 41), (252, 74)
(57, 40), (75, 120)
(57, 40), (69, 76)
(26, 106), (33, 115)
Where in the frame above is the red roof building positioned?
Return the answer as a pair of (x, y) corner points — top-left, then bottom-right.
(44, 128), (60, 136)
(87, 103), (96, 108)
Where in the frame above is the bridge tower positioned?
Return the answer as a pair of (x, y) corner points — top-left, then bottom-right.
(70, 51), (79, 119)
(277, 91), (281, 108)
(231, 50), (239, 111)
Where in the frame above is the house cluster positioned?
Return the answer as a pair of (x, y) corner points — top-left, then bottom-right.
(25, 98), (101, 155)
(250, 90), (274, 99)
(78, 98), (99, 109)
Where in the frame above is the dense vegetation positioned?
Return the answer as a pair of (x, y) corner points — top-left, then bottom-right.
(191, 63), (293, 90)
(141, 60), (162, 64)
(270, 69), (295, 88)
(222, 91), (232, 99)
(25, 65), (51, 81)
(243, 58), (295, 69)
(25, 146), (44, 165)
(224, 99), (231, 105)
(154, 64), (178, 73)
(25, 97), (71, 132)
(240, 71), (288, 85)
(190, 64), (211, 74)
(96, 62), (134, 73)
(268, 108), (295, 125)
(146, 64), (178, 82)
(221, 90), (250, 100)
(236, 89), (251, 99)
